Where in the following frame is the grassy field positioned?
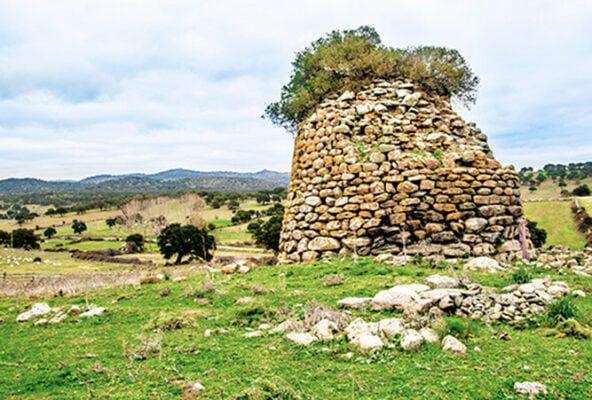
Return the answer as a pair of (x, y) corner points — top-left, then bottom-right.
(0, 256), (590, 399)
(1, 197), (275, 258)
(578, 196), (592, 210)
(523, 201), (587, 250)
(520, 176), (592, 202)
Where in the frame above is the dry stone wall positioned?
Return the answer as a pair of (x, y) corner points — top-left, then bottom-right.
(278, 79), (530, 263)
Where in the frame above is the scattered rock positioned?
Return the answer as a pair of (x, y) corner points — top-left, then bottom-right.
(572, 289), (586, 297)
(236, 297), (255, 305)
(16, 303), (52, 322)
(34, 319), (48, 326)
(425, 274), (461, 289)
(351, 333), (384, 351)
(337, 297), (372, 309)
(371, 285), (421, 311)
(286, 332), (318, 346)
(49, 312), (67, 324)
(238, 265), (250, 274)
(441, 335), (466, 354)
(221, 264), (238, 274)
(271, 320), (305, 334)
(80, 307), (106, 317)
(378, 318), (405, 338)
(400, 329), (424, 351)
(513, 382), (548, 395)
(419, 327), (440, 343)
(243, 330), (263, 338)
(465, 257), (503, 273)
(183, 381), (205, 397)
(68, 305), (81, 315)
(311, 319), (338, 342)
(345, 318), (379, 342)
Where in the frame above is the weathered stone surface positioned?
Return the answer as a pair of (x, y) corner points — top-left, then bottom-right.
(465, 256), (503, 273)
(271, 319), (304, 334)
(419, 327), (440, 343)
(345, 318), (379, 342)
(400, 329), (424, 351)
(49, 312), (67, 324)
(378, 318), (405, 338)
(351, 333), (384, 351)
(337, 297), (372, 309)
(278, 80), (529, 263)
(311, 319), (338, 342)
(286, 332), (318, 346)
(514, 382), (548, 395)
(465, 218), (488, 233)
(425, 274), (461, 289)
(308, 237), (340, 251)
(80, 307), (107, 317)
(371, 285), (422, 311)
(441, 335), (466, 354)
(16, 303), (52, 322)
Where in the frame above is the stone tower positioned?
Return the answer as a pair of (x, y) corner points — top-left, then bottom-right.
(278, 80), (528, 263)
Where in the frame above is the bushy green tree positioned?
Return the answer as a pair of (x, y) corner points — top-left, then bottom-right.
(43, 227), (57, 239)
(0, 230), (10, 246)
(265, 26), (479, 133)
(247, 205), (285, 253)
(573, 184), (591, 197)
(157, 223), (215, 264)
(11, 229), (40, 249)
(125, 233), (145, 253)
(231, 209), (257, 224)
(527, 220), (547, 248)
(72, 219), (87, 234)
(249, 214), (283, 253)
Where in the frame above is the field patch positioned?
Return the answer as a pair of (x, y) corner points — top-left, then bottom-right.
(523, 200), (586, 249)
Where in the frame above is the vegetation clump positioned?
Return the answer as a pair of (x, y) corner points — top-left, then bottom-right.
(527, 219), (547, 248)
(265, 25), (479, 133)
(157, 223), (216, 264)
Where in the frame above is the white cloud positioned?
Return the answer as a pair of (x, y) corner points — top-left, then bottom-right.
(0, 0), (591, 179)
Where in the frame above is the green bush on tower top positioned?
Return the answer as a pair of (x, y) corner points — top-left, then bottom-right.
(264, 25), (479, 134)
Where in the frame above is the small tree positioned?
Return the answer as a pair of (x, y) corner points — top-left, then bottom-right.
(11, 229), (40, 249)
(249, 214), (283, 252)
(44, 227), (57, 239)
(157, 223), (216, 264)
(106, 217), (119, 229)
(573, 184), (591, 197)
(256, 192), (271, 205)
(527, 220), (547, 248)
(72, 219), (87, 234)
(227, 199), (240, 211)
(125, 233), (145, 253)
(0, 230), (10, 246)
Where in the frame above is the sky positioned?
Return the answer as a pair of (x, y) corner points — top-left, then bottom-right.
(0, 0), (591, 180)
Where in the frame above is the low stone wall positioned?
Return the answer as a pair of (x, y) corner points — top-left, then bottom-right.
(279, 80), (529, 263)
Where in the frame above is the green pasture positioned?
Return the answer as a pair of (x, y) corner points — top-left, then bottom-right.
(0, 257), (590, 399)
(523, 201), (587, 250)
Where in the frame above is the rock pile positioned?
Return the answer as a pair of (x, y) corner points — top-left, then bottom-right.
(279, 79), (529, 264)
(534, 245), (592, 276)
(339, 273), (572, 324)
(259, 272), (572, 354)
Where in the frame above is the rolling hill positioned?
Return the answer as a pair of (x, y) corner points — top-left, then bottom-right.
(0, 169), (290, 195)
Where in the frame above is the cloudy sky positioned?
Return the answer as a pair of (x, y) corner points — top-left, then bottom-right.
(0, 0), (590, 180)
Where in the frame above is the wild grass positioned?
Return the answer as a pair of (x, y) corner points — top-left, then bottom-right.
(523, 201), (587, 249)
(0, 256), (591, 398)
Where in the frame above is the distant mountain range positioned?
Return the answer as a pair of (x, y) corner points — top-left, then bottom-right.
(0, 169), (291, 194)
